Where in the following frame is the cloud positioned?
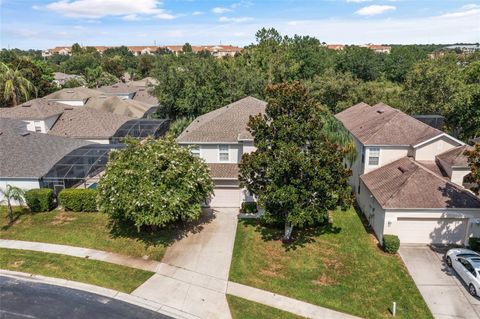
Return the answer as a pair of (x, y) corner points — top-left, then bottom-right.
(122, 14), (139, 21)
(45, 0), (169, 18)
(219, 16), (253, 23)
(439, 4), (480, 18)
(346, 0), (372, 3)
(212, 7), (232, 14)
(155, 13), (176, 20)
(192, 11), (203, 16)
(355, 5), (396, 16)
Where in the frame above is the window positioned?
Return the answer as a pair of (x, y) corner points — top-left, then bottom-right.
(191, 145), (200, 157)
(368, 148), (380, 166)
(219, 145), (229, 162)
(34, 121), (42, 133)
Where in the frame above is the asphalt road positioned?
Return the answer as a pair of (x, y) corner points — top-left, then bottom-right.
(0, 276), (173, 319)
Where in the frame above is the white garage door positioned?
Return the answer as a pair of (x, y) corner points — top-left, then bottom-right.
(209, 188), (241, 208)
(392, 217), (468, 244)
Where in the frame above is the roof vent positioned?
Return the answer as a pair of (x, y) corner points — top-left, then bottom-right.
(64, 107), (74, 110)
(20, 131), (30, 136)
(398, 165), (409, 173)
(22, 104), (31, 107)
(112, 85), (118, 88)
(66, 90), (74, 93)
(377, 109), (385, 114)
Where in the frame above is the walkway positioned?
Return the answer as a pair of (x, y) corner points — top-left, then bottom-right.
(399, 245), (480, 319)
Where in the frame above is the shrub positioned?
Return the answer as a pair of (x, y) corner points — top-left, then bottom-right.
(383, 234), (400, 254)
(469, 237), (480, 252)
(58, 189), (98, 212)
(240, 202), (258, 214)
(25, 188), (56, 212)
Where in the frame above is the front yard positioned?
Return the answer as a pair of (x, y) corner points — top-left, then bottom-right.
(229, 207), (432, 319)
(0, 207), (176, 261)
(227, 295), (305, 319)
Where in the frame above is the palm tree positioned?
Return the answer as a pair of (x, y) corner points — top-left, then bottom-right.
(0, 185), (25, 223)
(0, 62), (36, 106)
(321, 114), (357, 166)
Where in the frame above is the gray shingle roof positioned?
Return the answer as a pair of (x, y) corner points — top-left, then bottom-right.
(48, 108), (132, 139)
(0, 98), (66, 120)
(335, 103), (443, 146)
(360, 157), (480, 209)
(436, 145), (472, 168)
(208, 163), (239, 179)
(85, 95), (153, 118)
(0, 119), (91, 178)
(44, 87), (102, 101)
(97, 82), (138, 95)
(177, 96), (266, 143)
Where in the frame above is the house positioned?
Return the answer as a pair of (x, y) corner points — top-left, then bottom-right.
(0, 99), (67, 133)
(326, 44), (345, 51)
(365, 44), (391, 54)
(44, 87), (102, 106)
(177, 96), (266, 208)
(42, 46), (71, 57)
(336, 102), (480, 245)
(53, 72), (82, 86)
(0, 118), (91, 200)
(97, 83), (140, 99)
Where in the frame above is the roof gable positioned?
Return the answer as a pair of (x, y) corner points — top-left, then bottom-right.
(0, 98), (66, 120)
(436, 145), (472, 168)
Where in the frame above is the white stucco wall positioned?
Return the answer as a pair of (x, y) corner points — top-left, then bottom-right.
(0, 179), (40, 203)
(451, 168), (471, 186)
(414, 135), (460, 161)
(364, 146), (409, 174)
(52, 100), (84, 106)
(183, 143), (241, 164)
(357, 180), (386, 241)
(84, 139), (110, 144)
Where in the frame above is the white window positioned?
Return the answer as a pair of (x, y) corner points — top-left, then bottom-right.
(368, 148), (380, 166)
(34, 121), (42, 133)
(191, 145), (200, 157)
(219, 145), (229, 162)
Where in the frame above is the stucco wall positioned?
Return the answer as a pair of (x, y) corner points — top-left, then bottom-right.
(364, 146), (409, 174)
(0, 179), (40, 203)
(451, 168), (470, 186)
(357, 180), (386, 241)
(53, 100), (84, 106)
(414, 135), (460, 161)
(184, 143), (241, 164)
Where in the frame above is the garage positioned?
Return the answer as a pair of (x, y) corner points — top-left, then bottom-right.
(208, 188), (241, 208)
(391, 217), (468, 244)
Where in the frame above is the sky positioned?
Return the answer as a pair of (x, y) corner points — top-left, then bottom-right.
(0, 0), (479, 50)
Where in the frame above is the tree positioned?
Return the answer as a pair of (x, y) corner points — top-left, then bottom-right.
(84, 66), (118, 88)
(0, 185), (25, 223)
(136, 54), (156, 78)
(97, 137), (214, 230)
(239, 82), (352, 241)
(0, 62), (36, 106)
(335, 46), (382, 81)
(465, 144), (480, 194)
(383, 45), (428, 82)
(182, 43), (193, 53)
(102, 56), (125, 78)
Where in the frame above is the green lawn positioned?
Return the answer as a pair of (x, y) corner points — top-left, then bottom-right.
(227, 295), (305, 319)
(0, 207), (175, 261)
(0, 248), (153, 293)
(229, 208), (432, 319)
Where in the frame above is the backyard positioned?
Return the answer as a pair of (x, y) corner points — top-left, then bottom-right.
(0, 207), (177, 261)
(229, 207), (433, 319)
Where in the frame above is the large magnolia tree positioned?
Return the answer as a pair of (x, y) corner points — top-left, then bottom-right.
(239, 82), (353, 241)
(465, 143), (480, 195)
(98, 137), (213, 230)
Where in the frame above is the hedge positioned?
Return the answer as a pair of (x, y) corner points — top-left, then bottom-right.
(383, 234), (400, 254)
(240, 202), (258, 214)
(469, 238), (480, 252)
(25, 188), (56, 212)
(58, 189), (98, 212)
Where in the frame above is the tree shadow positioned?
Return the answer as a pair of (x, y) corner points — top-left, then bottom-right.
(351, 203), (383, 249)
(244, 216), (342, 252)
(1, 207), (31, 231)
(108, 208), (217, 248)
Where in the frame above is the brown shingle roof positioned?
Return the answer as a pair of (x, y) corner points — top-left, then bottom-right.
(177, 96), (266, 143)
(45, 87), (101, 101)
(360, 157), (480, 209)
(335, 102), (443, 146)
(48, 108), (132, 139)
(0, 98), (66, 120)
(436, 145), (472, 168)
(85, 95), (153, 118)
(208, 163), (239, 179)
(97, 82), (138, 95)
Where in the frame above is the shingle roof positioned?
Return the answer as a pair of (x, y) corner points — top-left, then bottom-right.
(436, 145), (473, 168)
(208, 163), (239, 179)
(48, 108), (132, 139)
(132, 88), (159, 106)
(0, 98), (66, 120)
(360, 157), (480, 209)
(177, 96), (266, 143)
(45, 87), (102, 101)
(335, 102), (443, 146)
(0, 119), (91, 178)
(97, 83), (138, 95)
(85, 95), (153, 118)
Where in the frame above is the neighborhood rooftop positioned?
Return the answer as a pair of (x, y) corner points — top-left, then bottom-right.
(0, 99), (67, 120)
(0, 118), (91, 178)
(360, 157), (480, 209)
(44, 87), (102, 101)
(85, 95), (154, 118)
(177, 96), (266, 143)
(335, 102), (443, 146)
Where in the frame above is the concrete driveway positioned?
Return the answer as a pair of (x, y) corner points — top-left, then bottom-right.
(399, 245), (480, 319)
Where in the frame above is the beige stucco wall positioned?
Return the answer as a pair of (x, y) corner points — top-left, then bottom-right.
(451, 168), (471, 186)
(364, 146), (410, 174)
(182, 143), (241, 164)
(414, 135), (460, 161)
(357, 180), (386, 241)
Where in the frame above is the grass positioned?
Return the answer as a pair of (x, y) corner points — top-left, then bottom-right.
(229, 207), (433, 319)
(227, 295), (305, 319)
(0, 207), (176, 261)
(0, 248), (153, 293)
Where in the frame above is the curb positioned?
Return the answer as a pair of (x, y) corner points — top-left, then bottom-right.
(0, 270), (200, 319)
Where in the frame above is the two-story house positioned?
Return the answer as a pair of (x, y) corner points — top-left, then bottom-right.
(176, 97), (266, 208)
(336, 102), (480, 245)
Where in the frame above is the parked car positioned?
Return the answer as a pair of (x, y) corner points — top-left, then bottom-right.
(445, 248), (480, 296)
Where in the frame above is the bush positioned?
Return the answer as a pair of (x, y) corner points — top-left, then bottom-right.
(383, 234), (400, 254)
(58, 189), (98, 212)
(469, 238), (480, 252)
(240, 202), (258, 214)
(25, 189), (56, 212)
